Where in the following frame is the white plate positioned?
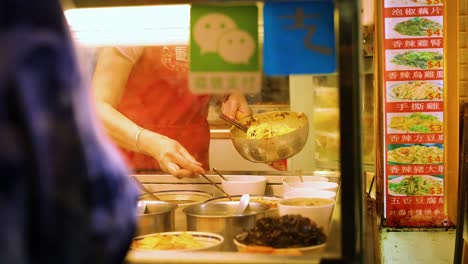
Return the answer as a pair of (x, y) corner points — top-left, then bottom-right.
(386, 81), (443, 102)
(388, 175), (443, 196)
(131, 231), (224, 252)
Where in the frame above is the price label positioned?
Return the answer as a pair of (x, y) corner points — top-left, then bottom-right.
(430, 187), (443, 195)
(429, 124), (443, 132)
(427, 29), (442, 37)
(427, 155), (442, 163)
(427, 60), (442, 69)
(427, 92), (442, 100)
(426, 0), (443, 4)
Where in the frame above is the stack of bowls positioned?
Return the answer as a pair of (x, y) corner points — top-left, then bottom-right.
(282, 176), (338, 196)
(220, 175), (267, 196)
(277, 197), (335, 234)
(280, 175), (339, 234)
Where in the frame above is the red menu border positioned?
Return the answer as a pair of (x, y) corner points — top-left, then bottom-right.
(381, 1), (449, 227)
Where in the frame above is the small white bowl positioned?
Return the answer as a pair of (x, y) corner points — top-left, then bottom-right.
(233, 239), (326, 256)
(287, 181), (338, 193)
(131, 231), (224, 252)
(282, 176), (329, 183)
(278, 197), (335, 233)
(221, 175), (267, 196)
(283, 189), (336, 199)
(282, 176), (329, 194)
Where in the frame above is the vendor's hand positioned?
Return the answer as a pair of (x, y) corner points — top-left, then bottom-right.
(142, 131), (205, 179)
(221, 93), (252, 120)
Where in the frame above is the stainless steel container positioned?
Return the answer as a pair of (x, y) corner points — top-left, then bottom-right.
(183, 201), (270, 251)
(230, 111), (309, 163)
(140, 190), (213, 231)
(205, 195), (281, 217)
(136, 200), (177, 236)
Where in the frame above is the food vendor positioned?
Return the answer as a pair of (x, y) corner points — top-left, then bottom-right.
(92, 46), (251, 178)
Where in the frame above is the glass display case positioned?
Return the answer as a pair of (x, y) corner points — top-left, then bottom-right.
(62, 0), (368, 263)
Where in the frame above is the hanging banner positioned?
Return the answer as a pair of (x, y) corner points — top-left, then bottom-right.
(262, 0), (336, 75)
(381, 0), (449, 227)
(189, 5), (261, 94)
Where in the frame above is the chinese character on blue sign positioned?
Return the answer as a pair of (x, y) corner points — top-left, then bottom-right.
(263, 1), (336, 75)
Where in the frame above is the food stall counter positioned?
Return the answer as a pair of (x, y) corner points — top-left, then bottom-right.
(127, 172), (342, 263)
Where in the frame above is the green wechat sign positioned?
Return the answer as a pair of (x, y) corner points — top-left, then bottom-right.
(189, 5), (260, 94)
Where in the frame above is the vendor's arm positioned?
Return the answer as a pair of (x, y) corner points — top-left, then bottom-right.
(92, 47), (204, 178)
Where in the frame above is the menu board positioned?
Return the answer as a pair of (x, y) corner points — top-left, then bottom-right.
(381, 0), (449, 227)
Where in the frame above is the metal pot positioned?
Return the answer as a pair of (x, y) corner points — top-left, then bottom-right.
(230, 111), (309, 163)
(136, 200), (177, 236)
(205, 195), (281, 217)
(140, 190), (213, 231)
(183, 200), (270, 251)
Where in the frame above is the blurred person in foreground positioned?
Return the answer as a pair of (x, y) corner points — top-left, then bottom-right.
(92, 46), (251, 178)
(0, 0), (137, 263)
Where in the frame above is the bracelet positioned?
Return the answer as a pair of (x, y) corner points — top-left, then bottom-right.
(135, 127), (146, 153)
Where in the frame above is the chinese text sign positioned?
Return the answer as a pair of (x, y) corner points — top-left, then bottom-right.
(263, 1), (336, 75)
(381, 0), (448, 227)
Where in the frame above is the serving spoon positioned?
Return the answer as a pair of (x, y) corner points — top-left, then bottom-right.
(235, 194), (250, 214)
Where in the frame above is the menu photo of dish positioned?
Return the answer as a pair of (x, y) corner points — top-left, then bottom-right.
(388, 175), (443, 196)
(386, 80), (443, 102)
(387, 143), (443, 164)
(385, 16), (443, 39)
(385, 48), (443, 71)
(384, 0), (443, 8)
(387, 112), (443, 134)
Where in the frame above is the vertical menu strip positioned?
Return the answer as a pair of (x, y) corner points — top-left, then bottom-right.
(381, 0), (448, 227)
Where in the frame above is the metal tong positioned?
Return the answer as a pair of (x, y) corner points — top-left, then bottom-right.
(219, 113), (249, 133)
(213, 168), (229, 181)
(199, 173), (233, 200)
(132, 176), (160, 200)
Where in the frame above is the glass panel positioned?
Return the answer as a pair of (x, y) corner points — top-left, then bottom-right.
(63, 0), (368, 262)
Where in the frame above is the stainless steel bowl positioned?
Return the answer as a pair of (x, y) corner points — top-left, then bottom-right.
(136, 200), (177, 236)
(183, 201), (270, 251)
(230, 111), (309, 163)
(205, 195), (281, 217)
(140, 190), (214, 231)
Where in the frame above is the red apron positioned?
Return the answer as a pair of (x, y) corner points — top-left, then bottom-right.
(116, 46), (211, 171)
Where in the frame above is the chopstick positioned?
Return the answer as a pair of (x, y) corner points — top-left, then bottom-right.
(199, 173), (233, 201)
(213, 168), (229, 181)
(219, 113), (249, 133)
(132, 176), (161, 201)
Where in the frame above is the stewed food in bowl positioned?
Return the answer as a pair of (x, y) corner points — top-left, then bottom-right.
(234, 215), (327, 255)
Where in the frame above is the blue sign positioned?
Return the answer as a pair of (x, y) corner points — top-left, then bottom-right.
(263, 1), (336, 75)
